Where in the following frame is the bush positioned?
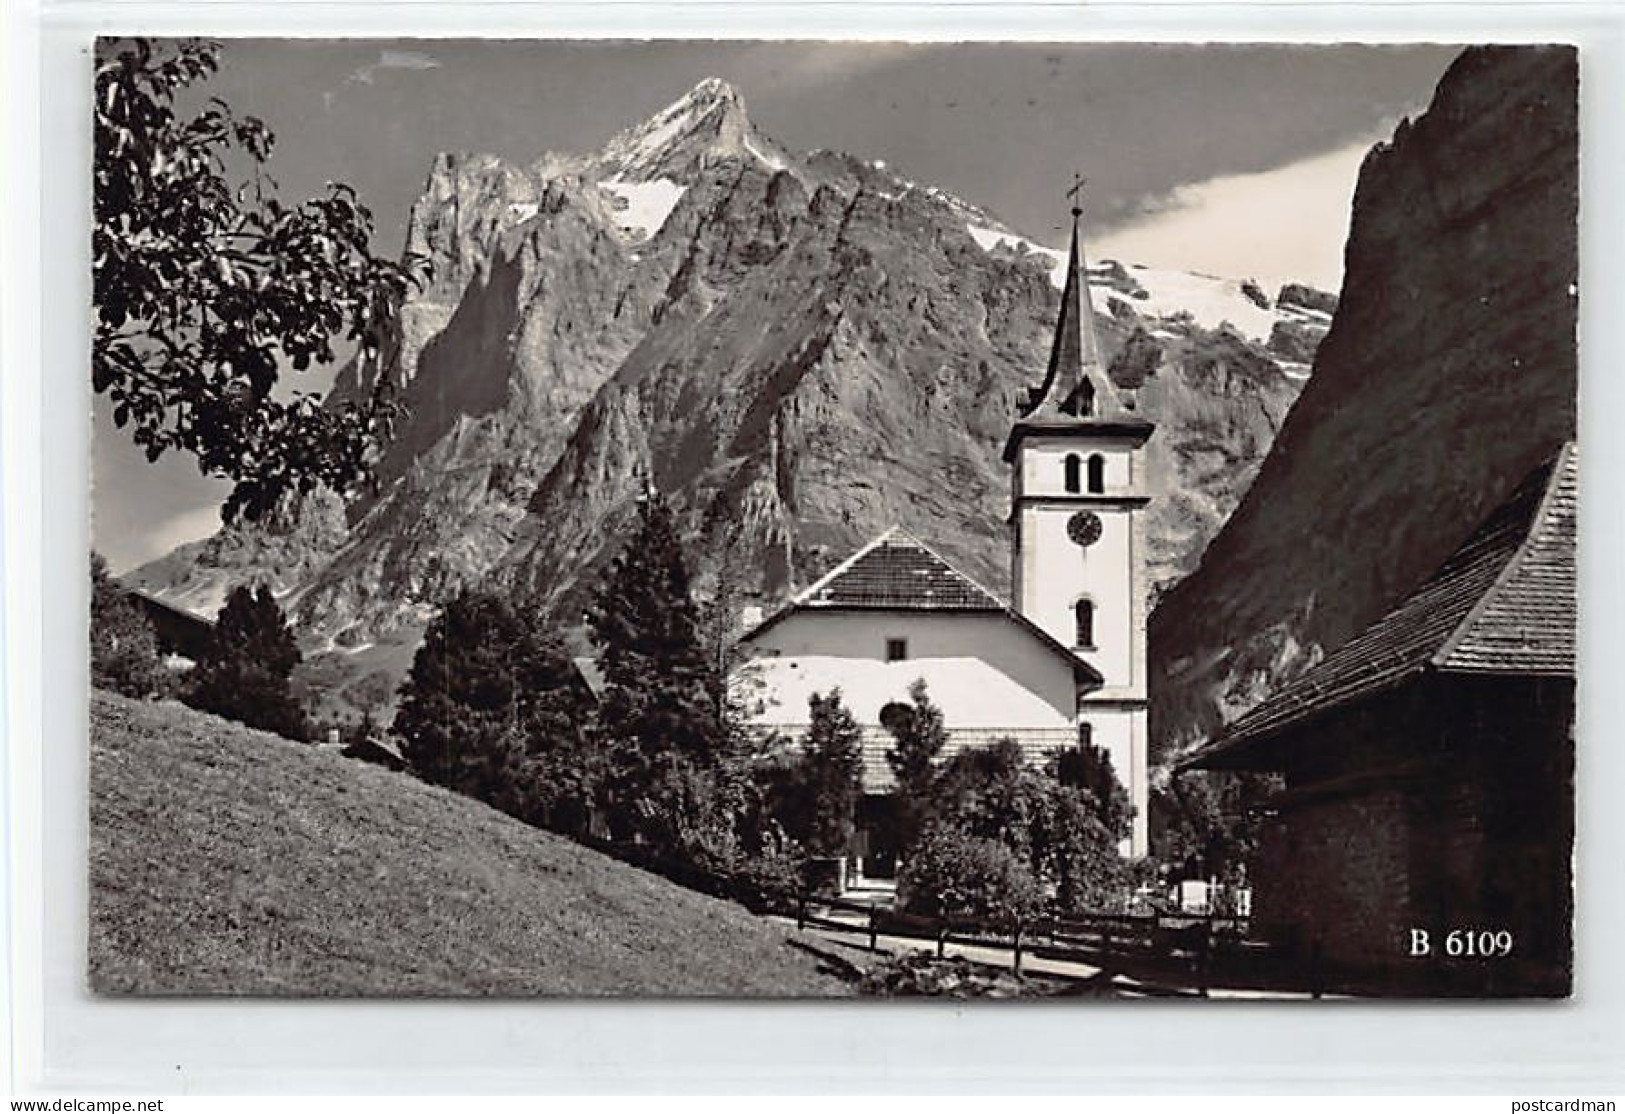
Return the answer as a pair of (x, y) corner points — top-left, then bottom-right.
(897, 824), (1044, 927)
(894, 736), (1136, 917)
(89, 553), (167, 698)
(720, 824), (803, 912)
(1267, 317), (1325, 364)
(1040, 785), (1132, 913)
(1107, 325), (1164, 389)
(927, 738), (1048, 856)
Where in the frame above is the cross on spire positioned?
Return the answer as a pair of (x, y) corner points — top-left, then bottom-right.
(1066, 172), (1087, 218)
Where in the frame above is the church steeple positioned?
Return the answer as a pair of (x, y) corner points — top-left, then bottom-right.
(1018, 186), (1130, 423)
(1000, 180), (1155, 857)
(1003, 185), (1149, 464)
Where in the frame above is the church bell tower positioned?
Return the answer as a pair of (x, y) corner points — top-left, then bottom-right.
(1002, 185), (1154, 855)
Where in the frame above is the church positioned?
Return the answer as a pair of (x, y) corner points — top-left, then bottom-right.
(736, 199), (1155, 863)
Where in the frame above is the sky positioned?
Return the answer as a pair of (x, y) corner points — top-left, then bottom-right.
(92, 39), (1462, 572)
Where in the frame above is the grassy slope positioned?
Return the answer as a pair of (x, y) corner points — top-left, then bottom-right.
(89, 691), (851, 996)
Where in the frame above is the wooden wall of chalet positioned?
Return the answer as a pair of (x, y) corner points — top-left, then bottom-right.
(131, 592), (213, 662)
(1250, 675), (1573, 997)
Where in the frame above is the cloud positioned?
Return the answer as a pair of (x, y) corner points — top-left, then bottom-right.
(98, 501), (225, 576)
(345, 48), (441, 88)
(326, 48), (442, 110)
(149, 504), (227, 559)
(768, 43), (922, 88)
(1093, 133), (1388, 294)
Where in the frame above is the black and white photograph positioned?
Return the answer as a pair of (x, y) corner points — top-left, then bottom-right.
(88, 38), (1578, 999)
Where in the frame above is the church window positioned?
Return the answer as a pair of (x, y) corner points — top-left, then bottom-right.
(1074, 599), (1096, 648)
(1088, 453), (1106, 494)
(886, 638), (908, 662)
(1064, 454), (1082, 493)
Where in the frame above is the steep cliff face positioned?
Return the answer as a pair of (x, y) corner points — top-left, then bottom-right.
(490, 170), (1312, 633)
(132, 77), (1330, 719)
(1148, 45), (1578, 760)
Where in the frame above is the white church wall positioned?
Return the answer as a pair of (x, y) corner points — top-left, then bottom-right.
(738, 607), (1150, 857)
(741, 609), (1076, 730)
(1016, 503), (1142, 696)
(1079, 704), (1150, 856)
(1014, 433), (1143, 499)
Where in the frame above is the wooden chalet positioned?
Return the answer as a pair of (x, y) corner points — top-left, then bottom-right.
(128, 588), (214, 663)
(1182, 443), (1577, 996)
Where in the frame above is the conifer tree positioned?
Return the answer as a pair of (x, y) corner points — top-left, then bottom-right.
(802, 689), (865, 858)
(394, 589), (597, 833)
(883, 678), (948, 850)
(590, 490), (721, 773)
(89, 552), (166, 698)
(186, 585), (308, 740)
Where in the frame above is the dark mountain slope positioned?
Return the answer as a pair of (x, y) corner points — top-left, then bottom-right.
(1149, 45), (1578, 759)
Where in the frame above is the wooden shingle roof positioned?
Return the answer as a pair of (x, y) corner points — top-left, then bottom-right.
(1437, 445), (1577, 675)
(799, 529), (1004, 611)
(1185, 443), (1576, 768)
(739, 527), (1103, 685)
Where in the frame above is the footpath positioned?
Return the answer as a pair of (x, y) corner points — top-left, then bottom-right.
(775, 912), (1318, 1000)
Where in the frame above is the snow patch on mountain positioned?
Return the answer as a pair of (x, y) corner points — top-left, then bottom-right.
(965, 222), (1327, 345)
(604, 88), (722, 171)
(743, 135), (786, 171)
(601, 178), (687, 239)
(1112, 266), (1282, 342)
(966, 225), (1067, 286)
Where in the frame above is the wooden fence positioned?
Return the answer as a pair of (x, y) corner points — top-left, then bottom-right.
(790, 892), (1281, 996)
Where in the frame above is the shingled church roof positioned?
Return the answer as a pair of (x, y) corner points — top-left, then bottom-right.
(739, 527), (1102, 685)
(1185, 442), (1577, 769)
(795, 528), (1004, 611)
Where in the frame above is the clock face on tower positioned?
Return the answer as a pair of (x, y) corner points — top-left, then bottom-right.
(1067, 510), (1103, 548)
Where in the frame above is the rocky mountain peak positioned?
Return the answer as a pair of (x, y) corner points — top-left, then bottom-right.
(134, 72), (1340, 723)
(594, 76), (785, 182)
(682, 75), (745, 110)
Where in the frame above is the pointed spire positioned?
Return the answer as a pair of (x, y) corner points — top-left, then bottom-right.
(1017, 180), (1128, 422)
